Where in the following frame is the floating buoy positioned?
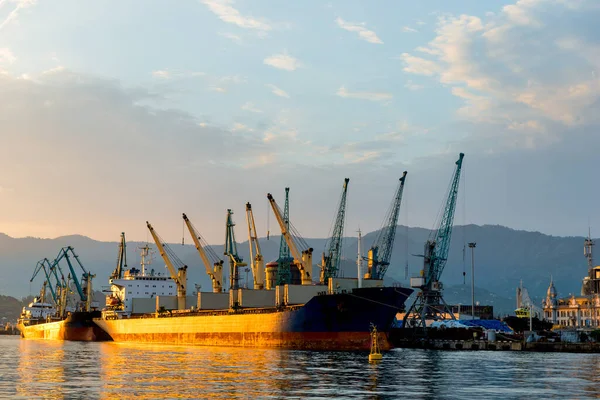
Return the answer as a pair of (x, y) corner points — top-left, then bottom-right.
(369, 324), (382, 362)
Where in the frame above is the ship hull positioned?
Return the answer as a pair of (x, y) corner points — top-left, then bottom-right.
(94, 286), (413, 350)
(18, 311), (112, 341)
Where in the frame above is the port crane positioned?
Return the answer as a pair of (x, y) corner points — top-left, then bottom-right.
(225, 209), (247, 292)
(267, 192), (313, 285)
(245, 203), (265, 290)
(110, 232), (127, 281)
(320, 178), (350, 284)
(404, 153), (464, 329)
(365, 171), (408, 280)
(30, 258), (60, 304)
(49, 246), (96, 312)
(183, 213), (225, 293)
(147, 221), (188, 310)
(276, 188), (293, 286)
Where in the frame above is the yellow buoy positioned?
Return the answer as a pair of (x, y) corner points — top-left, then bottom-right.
(369, 324), (382, 362)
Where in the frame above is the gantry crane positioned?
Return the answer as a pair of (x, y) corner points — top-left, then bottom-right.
(320, 178), (350, 284)
(267, 192), (313, 285)
(147, 221), (188, 310)
(49, 246), (95, 312)
(365, 171), (408, 280)
(225, 209), (247, 291)
(245, 203), (265, 290)
(183, 213), (225, 293)
(276, 188), (293, 286)
(404, 153), (464, 329)
(110, 232), (127, 281)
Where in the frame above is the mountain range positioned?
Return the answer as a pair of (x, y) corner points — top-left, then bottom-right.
(0, 225), (592, 316)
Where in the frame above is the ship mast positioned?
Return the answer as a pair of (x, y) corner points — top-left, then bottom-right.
(357, 229), (363, 289)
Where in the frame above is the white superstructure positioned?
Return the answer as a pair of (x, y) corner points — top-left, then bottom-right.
(105, 244), (176, 315)
(18, 297), (57, 325)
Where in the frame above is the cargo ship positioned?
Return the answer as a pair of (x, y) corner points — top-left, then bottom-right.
(18, 246), (111, 341)
(95, 285), (412, 350)
(17, 297), (110, 341)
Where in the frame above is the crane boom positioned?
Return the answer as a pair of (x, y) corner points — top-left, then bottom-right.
(320, 178), (350, 284)
(31, 258), (58, 303)
(267, 193), (313, 285)
(146, 221), (188, 310)
(276, 188), (292, 286)
(110, 232), (127, 281)
(427, 153), (464, 285)
(183, 213), (224, 293)
(225, 210), (247, 292)
(366, 171), (408, 280)
(245, 203), (265, 290)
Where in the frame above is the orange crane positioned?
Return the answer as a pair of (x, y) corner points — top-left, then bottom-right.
(245, 202), (265, 290)
(183, 213), (224, 293)
(146, 221), (188, 310)
(267, 193), (313, 285)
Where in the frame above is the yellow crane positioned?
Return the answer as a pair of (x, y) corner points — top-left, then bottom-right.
(245, 202), (265, 290)
(267, 193), (313, 285)
(182, 213), (224, 293)
(146, 221), (188, 310)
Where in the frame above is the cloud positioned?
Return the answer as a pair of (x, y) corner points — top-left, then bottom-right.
(402, 26), (418, 33)
(398, 53), (441, 76)
(0, 0), (36, 31)
(201, 0), (271, 31)
(232, 122), (254, 132)
(152, 70), (171, 79)
(405, 80), (424, 91)
(336, 86), (393, 102)
(263, 53), (301, 71)
(219, 32), (242, 43)
(241, 102), (262, 113)
(335, 17), (383, 44)
(209, 86), (226, 93)
(399, 0), (600, 142)
(265, 83), (289, 98)
(0, 48), (15, 64)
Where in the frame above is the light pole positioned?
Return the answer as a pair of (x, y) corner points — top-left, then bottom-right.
(469, 242), (476, 320)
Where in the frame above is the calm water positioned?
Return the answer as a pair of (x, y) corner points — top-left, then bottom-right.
(1, 336), (600, 399)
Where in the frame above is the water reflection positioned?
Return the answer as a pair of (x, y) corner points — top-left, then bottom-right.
(4, 336), (600, 399)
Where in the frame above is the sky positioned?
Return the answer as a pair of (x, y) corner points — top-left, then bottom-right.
(0, 0), (599, 244)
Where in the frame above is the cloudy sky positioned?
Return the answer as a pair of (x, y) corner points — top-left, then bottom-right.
(0, 0), (599, 244)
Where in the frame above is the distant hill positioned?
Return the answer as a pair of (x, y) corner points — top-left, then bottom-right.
(0, 225), (591, 312)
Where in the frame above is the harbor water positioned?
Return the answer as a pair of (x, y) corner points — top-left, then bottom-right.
(2, 336), (600, 399)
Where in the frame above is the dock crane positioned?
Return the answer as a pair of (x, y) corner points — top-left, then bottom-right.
(110, 232), (127, 281)
(183, 213), (225, 293)
(30, 258), (59, 304)
(225, 209), (247, 291)
(365, 171), (408, 280)
(276, 188), (293, 286)
(245, 203), (265, 290)
(49, 247), (95, 312)
(320, 178), (350, 284)
(147, 221), (188, 310)
(403, 153), (464, 329)
(267, 192), (313, 285)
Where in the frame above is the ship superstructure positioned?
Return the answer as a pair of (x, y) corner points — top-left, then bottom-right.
(105, 233), (176, 316)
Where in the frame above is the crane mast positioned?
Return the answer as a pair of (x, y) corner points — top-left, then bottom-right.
(183, 213), (224, 293)
(146, 221), (188, 310)
(267, 193), (313, 285)
(365, 171), (407, 280)
(277, 188), (292, 286)
(245, 203), (265, 290)
(404, 153), (464, 330)
(320, 178), (350, 284)
(225, 209), (247, 291)
(110, 232), (127, 281)
(49, 247), (95, 312)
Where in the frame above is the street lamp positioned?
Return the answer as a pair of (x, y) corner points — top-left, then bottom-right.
(468, 242), (477, 321)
